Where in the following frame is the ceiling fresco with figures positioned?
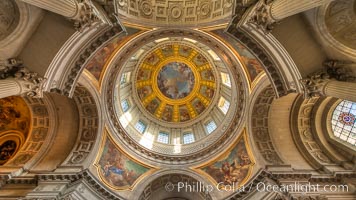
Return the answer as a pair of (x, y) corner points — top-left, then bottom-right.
(85, 29), (142, 80)
(194, 131), (254, 188)
(212, 30), (264, 84)
(96, 133), (157, 190)
(84, 28), (264, 90)
(0, 97), (30, 165)
(102, 30), (247, 160)
(115, 0), (233, 27)
(135, 43), (216, 122)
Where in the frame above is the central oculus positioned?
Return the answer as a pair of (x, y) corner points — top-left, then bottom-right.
(157, 62), (195, 99)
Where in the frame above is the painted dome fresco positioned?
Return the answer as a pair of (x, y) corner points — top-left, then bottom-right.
(135, 43), (217, 123)
(101, 30), (247, 161)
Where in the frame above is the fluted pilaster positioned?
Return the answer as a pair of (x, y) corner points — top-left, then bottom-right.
(0, 79), (33, 98)
(324, 81), (356, 102)
(270, 0), (334, 21)
(20, 0), (78, 18)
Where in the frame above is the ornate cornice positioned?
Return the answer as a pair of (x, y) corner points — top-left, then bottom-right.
(36, 170), (123, 200)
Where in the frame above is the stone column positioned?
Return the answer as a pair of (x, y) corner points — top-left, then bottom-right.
(20, 0), (78, 18)
(20, 0), (96, 31)
(300, 71), (356, 102)
(269, 0), (335, 21)
(250, 0), (334, 32)
(323, 81), (356, 102)
(0, 59), (46, 98)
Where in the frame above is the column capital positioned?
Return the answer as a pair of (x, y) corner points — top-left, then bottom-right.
(324, 60), (356, 82)
(72, 0), (97, 32)
(248, 0), (277, 33)
(300, 71), (331, 99)
(0, 58), (46, 98)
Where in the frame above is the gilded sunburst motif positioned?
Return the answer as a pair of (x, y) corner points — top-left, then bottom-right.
(135, 44), (216, 122)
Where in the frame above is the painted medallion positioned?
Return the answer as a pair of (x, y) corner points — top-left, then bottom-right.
(157, 62), (195, 99)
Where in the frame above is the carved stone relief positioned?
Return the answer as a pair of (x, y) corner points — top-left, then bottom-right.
(0, 0), (19, 41)
(115, 0), (233, 26)
(251, 86), (284, 164)
(62, 85), (98, 166)
(291, 96), (333, 168)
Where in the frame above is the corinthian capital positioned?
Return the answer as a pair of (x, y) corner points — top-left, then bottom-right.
(73, 0), (98, 32)
(249, 0), (276, 33)
(300, 71), (330, 98)
(0, 58), (46, 98)
(15, 68), (47, 98)
(324, 60), (356, 82)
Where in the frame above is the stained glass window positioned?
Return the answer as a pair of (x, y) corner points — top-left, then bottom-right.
(157, 132), (169, 144)
(121, 99), (130, 112)
(218, 97), (230, 115)
(331, 100), (356, 146)
(206, 120), (217, 134)
(135, 120), (146, 134)
(183, 133), (195, 144)
(221, 73), (231, 87)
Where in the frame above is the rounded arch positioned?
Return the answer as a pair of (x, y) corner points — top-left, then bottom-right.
(0, 92), (80, 173)
(290, 95), (354, 171)
(131, 169), (215, 200)
(247, 75), (284, 166)
(59, 73), (104, 169)
(314, 97), (355, 164)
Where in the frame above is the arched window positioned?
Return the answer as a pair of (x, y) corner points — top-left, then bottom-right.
(135, 120), (147, 134)
(331, 100), (356, 146)
(121, 99), (130, 112)
(183, 133), (195, 144)
(157, 132), (169, 144)
(205, 120), (217, 134)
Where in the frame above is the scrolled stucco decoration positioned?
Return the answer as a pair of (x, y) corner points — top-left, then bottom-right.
(290, 96), (333, 170)
(251, 86), (284, 164)
(62, 85), (98, 165)
(0, 0), (19, 41)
